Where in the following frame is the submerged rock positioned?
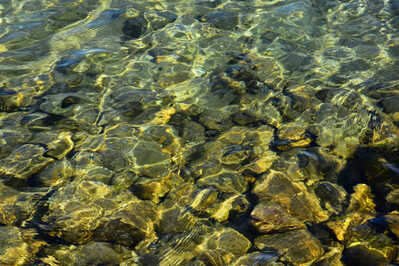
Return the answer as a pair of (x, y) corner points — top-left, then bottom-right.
(252, 170), (329, 223)
(131, 178), (169, 203)
(130, 140), (171, 178)
(337, 146), (399, 213)
(385, 211), (399, 238)
(37, 158), (73, 186)
(0, 144), (54, 182)
(254, 229), (324, 265)
(203, 227), (251, 265)
(41, 241), (138, 266)
(315, 181), (347, 214)
(327, 184), (376, 242)
(43, 180), (158, 246)
(2, 0), (399, 263)
(94, 199), (158, 247)
(232, 251), (280, 266)
(200, 11), (239, 31)
(197, 171), (247, 194)
(122, 16), (147, 40)
(250, 203), (305, 233)
(379, 95), (399, 114)
(145, 10), (177, 31)
(0, 226), (45, 265)
(74, 130), (172, 179)
(342, 245), (390, 266)
(0, 113), (33, 158)
(31, 130), (74, 159)
(275, 122), (313, 150)
(313, 247), (344, 266)
(0, 183), (47, 225)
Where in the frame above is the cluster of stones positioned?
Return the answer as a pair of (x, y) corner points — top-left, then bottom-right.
(0, 0), (399, 265)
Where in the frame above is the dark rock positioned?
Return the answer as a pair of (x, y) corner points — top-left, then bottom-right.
(182, 121), (206, 143)
(355, 45), (380, 59)
(122, 16), (146, 40)
(201, 11), (238, 31)
(233, 251), (280, 266)
(340, 59), (370, 72)
(379, 95), (399, 113)
(315, 89), (333, 102)
(328, 73), (347, 84)
(341, 245), (389, 266)
(199, 109), (233, 131)
(385, 212), (399, 238)
(279, 53), (311, 72)
(134, 141), (169, 166)
(315, 182), (347, 214)
(131, 140), (170, 178)
(72, 242), (127, 265)
(232, 111), (257, 126)
(157, 204), (196, 234)
(337, 146), (399, 212)
(221, 144), (251, 165)
(389, 42), (399, 58)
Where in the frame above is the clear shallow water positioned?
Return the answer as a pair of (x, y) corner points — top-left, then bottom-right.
(1, 0), (399, 265)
